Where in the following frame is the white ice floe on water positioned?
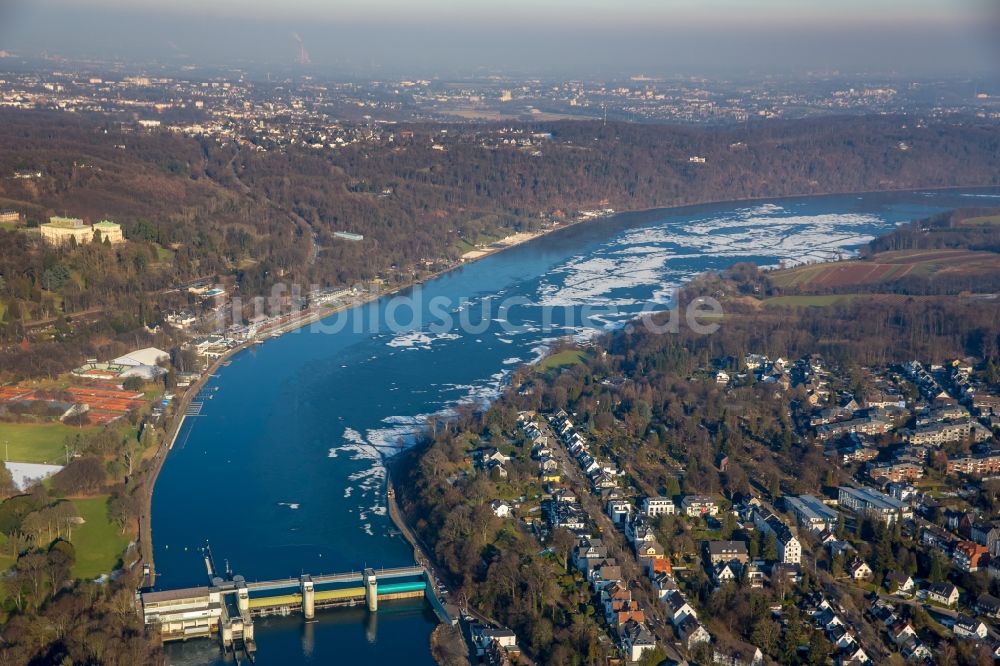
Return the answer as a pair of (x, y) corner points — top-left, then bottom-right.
(457, 371), (508, 406)
(502, 357), (522, 365)
(348, 462), (385, 501)
(533, 210), (884, 310)
(330, 427), (379, 458)
(344, 487), (353, 498)
(528, 343), (551, 365)
(277, 502), (300, 510)
(364, 413), (435, 452)
(385, 330), (460, 350)
(736, 203), (785, 217)
(536, 251), (666, 308)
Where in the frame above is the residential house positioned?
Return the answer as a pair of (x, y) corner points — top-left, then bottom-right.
(621, 619), (657, 662)
(573, 538), (608, 571)
(490, 500), (511, 518)
(953, 541), (989, 573)
(837, 645), (870, 664)
(677, 615), (711, 650)
(946, 452), (1000, 477)
(952, 615), (988, 639)
(603, 584), (645, 629)
(867, 460), (924, 484)
(634, 541), (665, 563)
(662, 590), (696, 627)
(607, 499), (632, 525)
(538, 457), (559, 473)
(849, 560), (873, 582)
(472, 625), (519, 657)
(480, 448), (509, 465)
(712, 642), (764, 666)
(883, 572), (915, 596)
(926, 582), (959, 607)
(744, 561), (766, 589)
(589, 561), (623, 592)
(838, 486), (911, 525)
(888, 621), (917, 647)
(752, 509), (802, 564)
(625, 516), (657, 546)
(974, 593), (1000, 619)
(641, 496), (676, 517)
(712, 560), (742, 586)
(900, 640), (933, 661)
(971, 520), (1000, 554)
(785, 495), (839, 533)
(908, 418), (991, 446)
(553, 487), (577, 504)
(590, 471), (618, 491)
(920, 522), (957, 553)
(705, 540), (749, 565)
(681, 495), (719, 517)
(650, 570), (679, 599)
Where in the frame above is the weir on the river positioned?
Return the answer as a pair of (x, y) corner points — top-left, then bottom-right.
(138, 543), (450, 661)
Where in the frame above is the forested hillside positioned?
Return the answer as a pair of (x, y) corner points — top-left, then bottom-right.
(1, 110), (999, 381)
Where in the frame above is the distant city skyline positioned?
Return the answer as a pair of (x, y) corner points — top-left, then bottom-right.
(1, 0), (998, 77)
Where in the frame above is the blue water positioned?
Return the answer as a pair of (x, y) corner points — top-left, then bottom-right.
(153, 188), (999, 664)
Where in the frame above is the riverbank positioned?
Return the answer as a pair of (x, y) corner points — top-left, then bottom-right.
(137, 181), (999, 581)
(135, 213), (610, 578)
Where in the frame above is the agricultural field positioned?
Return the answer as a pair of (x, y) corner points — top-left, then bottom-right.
(766, 249), (1000, 291)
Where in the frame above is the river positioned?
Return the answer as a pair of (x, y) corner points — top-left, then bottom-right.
(153, 188), (999, 664)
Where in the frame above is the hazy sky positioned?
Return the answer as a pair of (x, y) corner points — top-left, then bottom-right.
(1, 0), (998, 77)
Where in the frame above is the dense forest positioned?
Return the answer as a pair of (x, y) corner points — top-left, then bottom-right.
(2, 110), (1000, 379)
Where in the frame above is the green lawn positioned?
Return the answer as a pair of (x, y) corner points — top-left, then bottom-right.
(453, 237), (478, 254)
(960, 214), (1000, 226)
(69, 496), (130, 579)
(537, 350), (587, 371)
(152, 242), (175, 261)
(761, 294), (862, 308)
(0, 421), (95, 464)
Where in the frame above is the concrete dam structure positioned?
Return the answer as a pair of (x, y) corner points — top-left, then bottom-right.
(137, 546), (450, 661)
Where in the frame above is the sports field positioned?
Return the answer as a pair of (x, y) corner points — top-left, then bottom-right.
(0, 422), (93, 464)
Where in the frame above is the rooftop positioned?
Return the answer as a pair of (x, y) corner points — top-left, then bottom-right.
(46, 216), (85, 229)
